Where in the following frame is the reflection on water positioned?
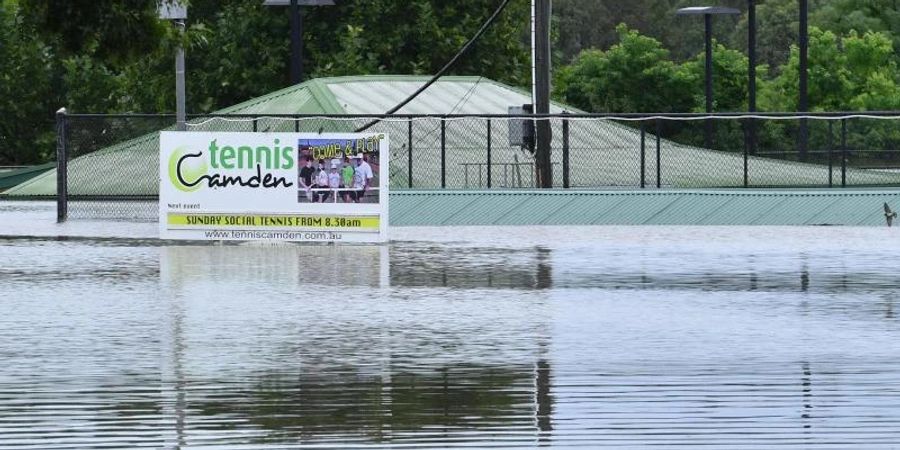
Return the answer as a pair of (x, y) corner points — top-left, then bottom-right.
(2, 227), (900, 448)
(391, 245), (553, 289)
(161, 244), (389, 288)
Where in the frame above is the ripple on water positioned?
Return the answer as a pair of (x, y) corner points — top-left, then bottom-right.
(1, 226), (900, 448)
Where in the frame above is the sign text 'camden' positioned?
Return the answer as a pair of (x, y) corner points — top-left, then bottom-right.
(169, 139), (295, 192)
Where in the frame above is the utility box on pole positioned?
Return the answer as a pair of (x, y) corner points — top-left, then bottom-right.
(508, 105), (535, 153)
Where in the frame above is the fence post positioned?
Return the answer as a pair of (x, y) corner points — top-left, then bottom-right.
(640, 121), (646, 188)
(486, 119), (492, 189)
(656, 119), (662, 188)
(441, 118), (446, 189)
(841, 118), (847, 187)
(743, 118), (749, 188)
(562, 114), (570, 188)
(56, 108), (68, 223)
(294, 118), (300, 132)
(407, 119), (413, 188)
(827, 120), (833, 188)
(252, 118), (258, 132)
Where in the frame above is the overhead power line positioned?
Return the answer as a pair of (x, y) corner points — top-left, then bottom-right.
(355, 0), (514, 132)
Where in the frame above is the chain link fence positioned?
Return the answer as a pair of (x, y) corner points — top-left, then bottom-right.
(45, 112), (900, 221)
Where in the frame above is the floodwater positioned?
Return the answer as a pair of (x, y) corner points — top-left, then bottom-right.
(2, 202), (900, 448)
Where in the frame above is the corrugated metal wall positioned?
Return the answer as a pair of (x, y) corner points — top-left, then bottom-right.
(390, 190), (900, 227)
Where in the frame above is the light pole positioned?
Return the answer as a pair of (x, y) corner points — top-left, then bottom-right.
(158, 1), (188, 131)
(798, 0), (809, 161)
(748, 0), (757, 155)
(676, 6), (741, 150)
(263, 0), (335, 85)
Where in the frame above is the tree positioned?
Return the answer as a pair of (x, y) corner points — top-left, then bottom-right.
(303, 0), (531, 87)
(0, 1), (55, 165)
(813, 0), (900, 61)
(725, 0), (823, 74)
(760, 27), (900, 111)
(757, 27), (900, 162)
(176, 2), (289, 113)
(553, 0), (680, 63)
(681, 42), (756, 112)
(15, 0), (164, 65)
(553, 25), (697, 113)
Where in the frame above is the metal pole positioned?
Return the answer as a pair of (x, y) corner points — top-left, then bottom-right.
(289, 0), (302, 84)
(743, 118), (749, 187)
(56, 108), (68, 223)
(748, 0), (757, 156)
(827, 120), (833, 187)
(562, 114), (570, 188)
(640, 121), (646, 188)
(799, 0), (809, 160)
(486, 119), (492, 188)
(656, 119), (662, 188)
(408, 119), (413, 188)
(841, 119), (847, 187)
(441, 118), (446, 188)
(704, 13), (714, 150)
(534, 0), (552, 187)
(175, 19), (186, 131)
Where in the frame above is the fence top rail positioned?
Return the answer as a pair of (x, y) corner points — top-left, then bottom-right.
(60, 111), (900, 120)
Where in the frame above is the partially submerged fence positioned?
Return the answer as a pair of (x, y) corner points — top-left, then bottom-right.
(40, 111), (900, 221)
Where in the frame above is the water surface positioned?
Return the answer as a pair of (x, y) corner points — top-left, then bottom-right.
(2, 205), (900, 448)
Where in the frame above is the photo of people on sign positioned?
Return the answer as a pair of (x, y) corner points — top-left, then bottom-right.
(297, 136), (381, 204)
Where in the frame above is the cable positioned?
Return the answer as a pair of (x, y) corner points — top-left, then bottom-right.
(447, 77), (484, 115)
(354, 0), (514, 132)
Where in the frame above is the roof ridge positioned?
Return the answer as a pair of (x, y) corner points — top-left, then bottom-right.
(312, 74), (490, 85)
(214, 81), (312, 114)
(306, 78), (347, 114)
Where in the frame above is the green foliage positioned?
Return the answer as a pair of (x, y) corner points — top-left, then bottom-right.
(180, 2), (289, 112)
(0, 2), (55, 164)
(813, 0), (900, 59)
(760, 27), (900, 111)
(554, 0), (680, 63)
(676, 43), (759, 150)
(725, 0), (821, 73)
(16, 0), (164, 64)
(304, 0), (530, 86)
(61, 51), (124, 113)
(681, 42), (759, 112)
(554, 25), (696, 113)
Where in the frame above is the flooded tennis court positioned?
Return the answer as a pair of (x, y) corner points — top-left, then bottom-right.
(1, 201), (900, 448)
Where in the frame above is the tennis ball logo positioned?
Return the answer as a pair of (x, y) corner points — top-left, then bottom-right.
(168, 146), (207, 192)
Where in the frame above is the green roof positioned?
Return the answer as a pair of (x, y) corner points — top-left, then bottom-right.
(7, 75), (900, 197)
(0, 163), (54, 192)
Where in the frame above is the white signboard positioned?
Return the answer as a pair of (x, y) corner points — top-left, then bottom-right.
(160, 132), (388, 242)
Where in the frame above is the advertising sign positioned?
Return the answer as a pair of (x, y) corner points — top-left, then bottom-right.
(160, 132), (388, 242)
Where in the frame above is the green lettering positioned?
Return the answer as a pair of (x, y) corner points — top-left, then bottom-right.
(256, 146), (272, 169)
(273, 139), (281, 168)
(237, 146), (253, 169)
(220, 146), (235, 169)
(282, 147), (294, 169)
(208, 140), (219, 169)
